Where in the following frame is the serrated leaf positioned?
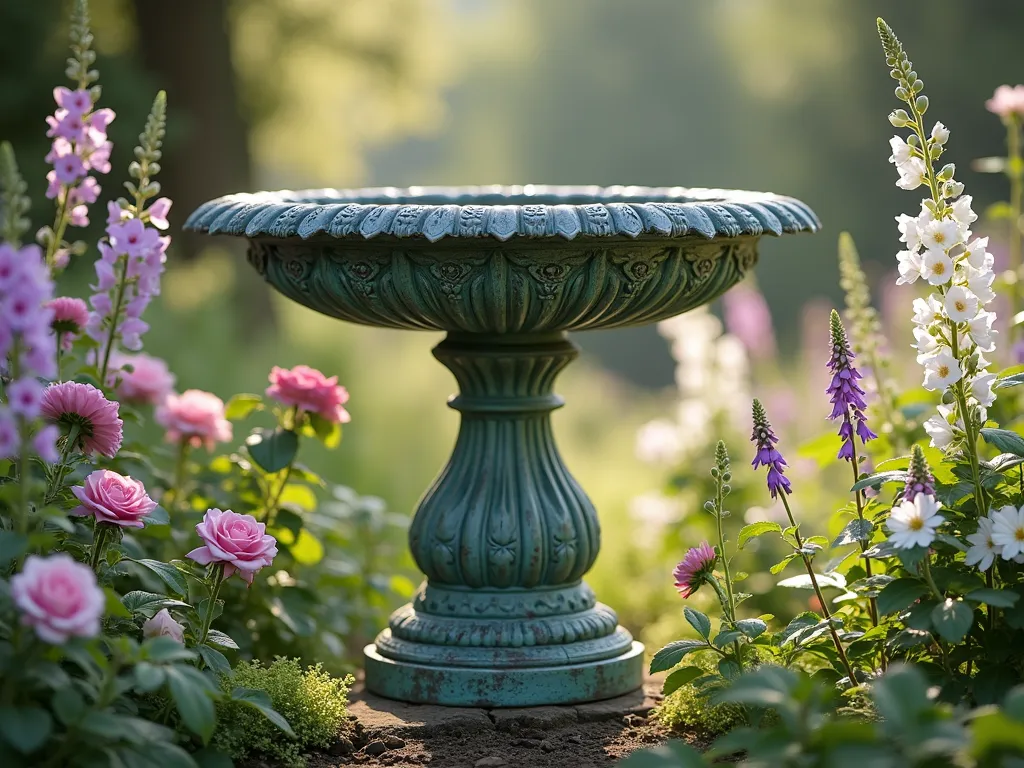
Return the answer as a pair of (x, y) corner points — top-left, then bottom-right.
(205, 629), (239, 649)
(735, 618), (767, 640)
(931, 598), (973, 642)
(650, 640), (708, 673)
(770, 553), (799, 575)
(166, 665), (217, 743)
(683, 607), (711, 640)
(0, 707), (52, 754)
(737, 521), (782, 549)
(230, 687), (295, 737)
(225, 394), (263, 421)
(131, 559), (188, 596)
(981, 428), (1024, 457)
(778, 572), (846, 590)
(832, 518), (873, 548)
(965, 588), (1020, 608)
(713, 629), (745, 648)
(662, 666), (703, 696)
(877, 578), (929, 615)
(246, 428), (299, 474)
(122, 591), (191, 618)
(198, 645), (232, 677)
(995, 372), (1024, 389)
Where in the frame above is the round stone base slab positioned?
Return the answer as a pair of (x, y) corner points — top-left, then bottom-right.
(363, 640), (644, 707)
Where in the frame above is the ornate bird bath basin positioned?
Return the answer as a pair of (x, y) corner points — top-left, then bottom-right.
(185, 185), (818, 707)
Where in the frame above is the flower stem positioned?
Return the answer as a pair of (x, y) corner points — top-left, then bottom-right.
(98, 256), (129, 389)
(89, 524), (109, 572)
(262, 462), (293, 528)
(1008, 114), (1022, 343)
(198, 564), (226, 647)
(848, 437), (879, 628)
(713, 481), (742, 670)
(779, 493), (859, 686)
(949, 323), (987, 513)
(43, 423), (80, 505)
(166, 441), (190, 512)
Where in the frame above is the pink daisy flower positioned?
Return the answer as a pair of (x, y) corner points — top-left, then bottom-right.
(47, 297), (90, 350)
(672, 541), (717, 599)
(40, 381), (123, 458)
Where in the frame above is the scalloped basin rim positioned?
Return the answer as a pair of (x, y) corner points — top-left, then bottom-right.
(184, 184), (820, 243)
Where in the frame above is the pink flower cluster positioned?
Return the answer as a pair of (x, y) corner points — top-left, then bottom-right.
(986, 85), (1024, 120)
(187, 508), (278, 585)
(11, 554), (105, 644)
(156, 389), (232, 450)
(673, 541), (716, 599)
(86, 203), (171, 354)
(107, 350), (176, 404)
(267, 364), (351, 424)
(0, 244), (59, 461)
(44, 87), (114, 241)
(47, 296), (89, 350)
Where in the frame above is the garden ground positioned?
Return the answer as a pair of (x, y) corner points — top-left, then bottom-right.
(286, 678), (699, 768)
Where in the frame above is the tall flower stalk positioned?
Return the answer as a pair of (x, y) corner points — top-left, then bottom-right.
(826, 310), (879, 626)
(707, 440), (744, 670)
(751, 399), (858, 685)
(878, 18), (995, 516)
(86, 91), (171, 387)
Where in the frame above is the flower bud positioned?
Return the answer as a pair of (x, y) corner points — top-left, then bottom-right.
(703, 500), (716, 513)
(937, 163), (956, 181)
(943, 181), (965, 198)
(912, 79), (924, 93)
(916, 95), (929, 113)
(888, 109), (910, 127)
(930, 121), (950, 145)
(895, 86), (909, 101)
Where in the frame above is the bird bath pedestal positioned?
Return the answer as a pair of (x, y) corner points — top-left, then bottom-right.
(185, 185), (818, 707)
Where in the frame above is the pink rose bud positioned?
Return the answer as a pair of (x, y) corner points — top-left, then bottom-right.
(186, 508), (278, 585)
(142, 608), (185, 643)
(107, 351), (176, 405)
(71, 469), (158, 529)
(11, 554), (105, 644)
(155, 390), (233, 451)
(266, 365), (351, 424)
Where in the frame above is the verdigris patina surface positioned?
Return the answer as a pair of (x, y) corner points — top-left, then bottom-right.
(185, 185), (818, 707)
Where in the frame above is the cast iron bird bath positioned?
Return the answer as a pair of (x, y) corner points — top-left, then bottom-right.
(185, 185), (818, 707)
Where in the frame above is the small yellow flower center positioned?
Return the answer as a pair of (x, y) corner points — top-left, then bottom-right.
(934, 232), (946, 244)
(1016, 528), (1024, 542)
(933, 262), (946, 275)
(909, 517), (924, 531)
(954, 300), (966, 312)
(938, 364), (950, 378)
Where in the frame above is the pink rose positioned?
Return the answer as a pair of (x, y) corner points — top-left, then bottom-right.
(107, 351), (176, 404)
(71, 469), (157, 529)
(11, 554), (105, 644)
(186, 508), (278, 585)
(143, 608), (184, 643)
(155, 389), (232, 450)
(266, 365), (351, 424)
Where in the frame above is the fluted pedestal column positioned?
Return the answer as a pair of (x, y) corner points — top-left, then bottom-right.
(364, 332), (643, 706)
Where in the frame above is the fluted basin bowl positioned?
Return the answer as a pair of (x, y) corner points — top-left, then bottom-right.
(185, 184), (818, 708)
(184, 185), (818, 334)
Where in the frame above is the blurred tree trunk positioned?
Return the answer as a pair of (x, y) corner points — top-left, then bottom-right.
(132, 0), (276, 334)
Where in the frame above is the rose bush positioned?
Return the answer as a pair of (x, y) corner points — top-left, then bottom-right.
(0, 2), (386, 764)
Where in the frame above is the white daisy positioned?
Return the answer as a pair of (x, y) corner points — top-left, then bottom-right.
(887, 494), (944, 549)
(922, 350), (962, 391)
(965, 515), (1000, 570)
(992, 505), (1024, 560)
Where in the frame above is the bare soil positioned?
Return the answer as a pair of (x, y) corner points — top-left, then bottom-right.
(281, 680), (708, 768)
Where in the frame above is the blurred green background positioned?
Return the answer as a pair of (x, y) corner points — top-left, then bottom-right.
(2, 0), (1022, 651)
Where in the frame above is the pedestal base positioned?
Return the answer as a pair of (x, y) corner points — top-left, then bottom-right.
(364, 639), (644, 708)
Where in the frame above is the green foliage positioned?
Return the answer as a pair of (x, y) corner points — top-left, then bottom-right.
(211, 658), (353, 768)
